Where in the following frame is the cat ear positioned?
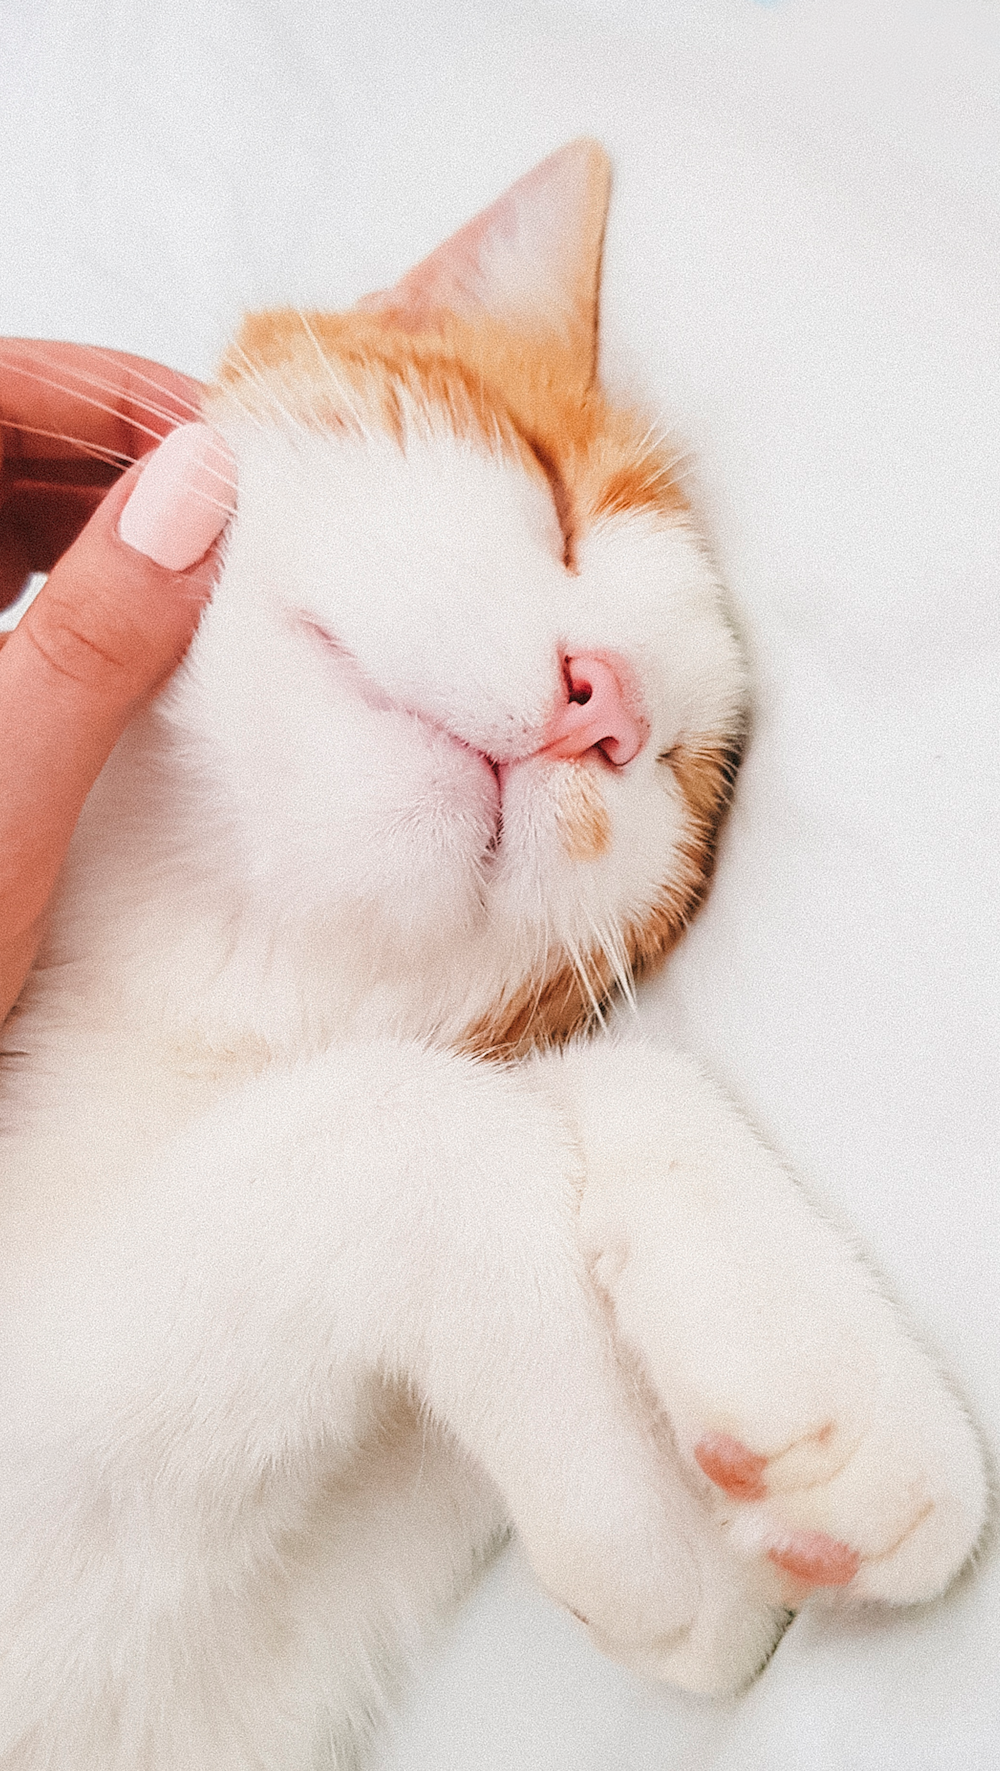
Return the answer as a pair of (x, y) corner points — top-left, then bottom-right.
(358, 140), (611, 376)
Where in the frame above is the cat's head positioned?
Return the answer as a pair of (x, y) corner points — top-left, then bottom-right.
(185, 141), (746, 1057)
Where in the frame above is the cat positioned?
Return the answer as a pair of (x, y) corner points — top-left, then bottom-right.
(0, 140), (987, 1770)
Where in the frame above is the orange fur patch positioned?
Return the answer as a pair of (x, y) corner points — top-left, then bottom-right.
(211, 304), (688, 568)
(555, 763), (612, 862)
(459, 738), (742, 1060)
(459, 950), (617, 1063)
(624, 740), (744, 984)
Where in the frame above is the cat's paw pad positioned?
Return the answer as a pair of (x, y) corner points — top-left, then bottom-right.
(694, 1432), (769, 1502)
(692, 1432), (857, 1586)
(694, 1436), (860, 1587)
(763, 1528), (859, 1588)
(683, 1374), (986, 1610)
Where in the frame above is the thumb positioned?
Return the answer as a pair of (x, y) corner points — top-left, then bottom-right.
(0, 422), (235, 1019)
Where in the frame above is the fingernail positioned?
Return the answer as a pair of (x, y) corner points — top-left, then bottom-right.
(118, 423), (236, 570)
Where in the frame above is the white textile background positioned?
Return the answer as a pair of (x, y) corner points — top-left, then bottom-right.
(1, 1), (997, 1765)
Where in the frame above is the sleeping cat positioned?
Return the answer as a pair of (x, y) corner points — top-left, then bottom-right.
(0, 141), (986, 1769)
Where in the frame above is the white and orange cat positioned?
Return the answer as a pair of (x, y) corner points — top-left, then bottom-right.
(0, 142), (986, 1769)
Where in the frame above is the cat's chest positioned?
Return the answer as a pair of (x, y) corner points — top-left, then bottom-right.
(0, 1001), (253, 1253)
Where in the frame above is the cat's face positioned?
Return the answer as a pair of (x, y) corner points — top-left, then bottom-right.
(180, 142), (746, 1056)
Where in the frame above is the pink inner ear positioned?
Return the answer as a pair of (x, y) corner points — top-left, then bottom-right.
(357, 206), (494, 329)
(356, 140), (610, 344)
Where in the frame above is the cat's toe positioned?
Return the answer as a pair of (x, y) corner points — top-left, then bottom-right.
(692, 1436), (859, 1588)
(763, 1529), (859, 1588)
(688, 1366), (987, 1608)
(582, 1525), (793, 1695)
(694, 1432), (768, 1500)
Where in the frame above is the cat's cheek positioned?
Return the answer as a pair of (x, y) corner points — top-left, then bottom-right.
(489, 762), (617, 943)
(493, 755), (672, 906)
(491, 761), (564, 882)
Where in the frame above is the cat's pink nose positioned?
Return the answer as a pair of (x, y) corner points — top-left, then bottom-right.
(537, 654), (647, 766)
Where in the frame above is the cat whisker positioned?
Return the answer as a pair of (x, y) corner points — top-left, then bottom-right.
(0, 356), (171, 450)
(0, 413), (234, 511)
(20, 343), (203, 431)
(222, 334), (306, 436)
(587, 910), (635, 1007)
(78, 344), (205, 420)
(563, 932), (606, 1026)
(0, 417), (138, 469)
(605, 926), (637, 1012)
(190, 464), (239, 499)
(632, 418), (667, 456)
(521, 919), (555, 1048)
(296, 310), (370, 437)
(0, 354), (235, 505)
(184, 486), (238, 517)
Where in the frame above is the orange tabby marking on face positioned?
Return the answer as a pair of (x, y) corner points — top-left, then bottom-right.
(460, 741), (743, 1060)
(214, 305), (688, 554)
(556, 763), (612, 863)
(624, 740), (744, 985)
(212, 148), (686, 567)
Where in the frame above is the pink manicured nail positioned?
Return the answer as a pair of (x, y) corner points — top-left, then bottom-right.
(118, 423), (236, 570)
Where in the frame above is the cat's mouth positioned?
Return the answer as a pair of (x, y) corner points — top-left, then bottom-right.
(294, 613), (637, 878)
(297, 616), (402, 717)
(296, 613), (644, 773)
(297, 611), (505, 827)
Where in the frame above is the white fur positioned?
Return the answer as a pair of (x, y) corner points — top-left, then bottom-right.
(0, 245), (987, 1771)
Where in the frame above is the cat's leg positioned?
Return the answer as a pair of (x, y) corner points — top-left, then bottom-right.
(1, 1038), (772, 1769)
(534, 1039), (987, 1684)
(274, 1392), (509, 1771)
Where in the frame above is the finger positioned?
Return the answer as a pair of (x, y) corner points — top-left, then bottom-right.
(0, 339), (202, 469)
(1, 475), (125, 593)
(0, 519), (32, 612)
(0, 423), (235, 1023)
(0, 340), (205, 609)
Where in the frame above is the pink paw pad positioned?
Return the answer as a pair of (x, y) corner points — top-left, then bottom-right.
(766, 1531), (860, 1588)
(694, 1432), (769, 1501)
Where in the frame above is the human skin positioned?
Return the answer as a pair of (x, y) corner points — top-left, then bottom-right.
(0, 341), (234, 1022)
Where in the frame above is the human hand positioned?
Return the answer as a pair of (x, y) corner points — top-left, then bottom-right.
(0, 340), (235, 1023)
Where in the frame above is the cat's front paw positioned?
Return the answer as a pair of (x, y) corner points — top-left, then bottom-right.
(586, 1199), (987, 1615)
(518, 1460), (791, 1694)
(549, 1040), (986, 1663)
(681, 1340), (987, 1609)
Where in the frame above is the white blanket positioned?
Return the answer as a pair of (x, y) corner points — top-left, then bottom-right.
(2, 2), (996, 1764)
